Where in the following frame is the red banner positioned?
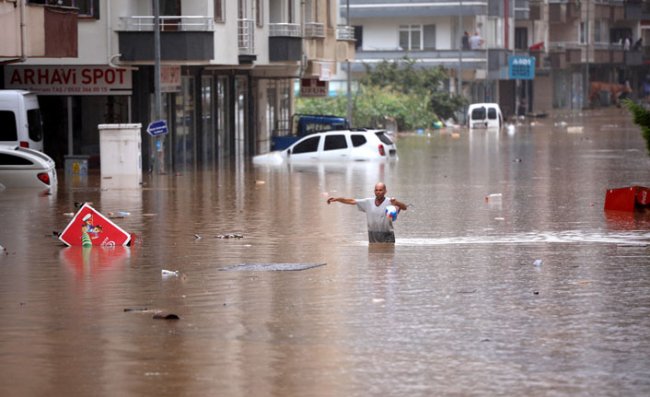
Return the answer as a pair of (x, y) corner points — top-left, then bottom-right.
(59, 203), (131, 247)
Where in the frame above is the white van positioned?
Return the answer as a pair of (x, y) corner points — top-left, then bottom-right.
(0, 90), (44, 151)
(467, 103), (503, 129)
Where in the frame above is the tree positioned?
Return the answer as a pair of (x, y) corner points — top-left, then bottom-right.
(296, 56), (467, 131)
(623, 99), (650, 155)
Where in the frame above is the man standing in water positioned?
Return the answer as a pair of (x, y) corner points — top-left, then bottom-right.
(327, 182), (407, 243)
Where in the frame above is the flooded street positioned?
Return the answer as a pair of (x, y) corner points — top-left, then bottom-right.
(1, 108), (650, 396)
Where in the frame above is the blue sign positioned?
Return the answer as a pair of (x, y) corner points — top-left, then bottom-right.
(508, 56), (536, 80)
(147, 120), (168, 136)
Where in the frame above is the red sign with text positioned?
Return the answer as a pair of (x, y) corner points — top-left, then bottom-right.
(59, 203), (131, 247)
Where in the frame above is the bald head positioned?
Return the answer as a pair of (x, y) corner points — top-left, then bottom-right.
(374, 182), (387, 199)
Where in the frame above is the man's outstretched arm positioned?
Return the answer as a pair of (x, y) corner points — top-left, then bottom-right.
(327, 197), (357, 205)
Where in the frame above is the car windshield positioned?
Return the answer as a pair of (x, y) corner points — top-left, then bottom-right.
(375, 132), (393, 145)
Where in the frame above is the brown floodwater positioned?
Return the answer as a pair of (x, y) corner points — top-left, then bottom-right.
(1, 108), (649, 396)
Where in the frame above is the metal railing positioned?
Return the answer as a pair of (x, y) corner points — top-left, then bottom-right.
(304, 22), (325, 38)
(269, 23), (301, 37)
(238, 19), (255, 55)
(336, 25), (355, 41)
(119, 16), (214, 31)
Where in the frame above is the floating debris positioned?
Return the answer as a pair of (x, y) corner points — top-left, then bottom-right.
(217, 233), (244, 239)
(161, 269), (180, 278)
(124, 307), (149, 312)
(533, 259), (543, 267)
(220, 262), (326, 272)
(152, 312), (180, 320)
(194, 234), (202, 240)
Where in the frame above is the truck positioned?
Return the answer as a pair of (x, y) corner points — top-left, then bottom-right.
(271, 114), (349, 151)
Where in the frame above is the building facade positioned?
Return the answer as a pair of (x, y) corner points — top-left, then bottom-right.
(0, 0), (354, 171)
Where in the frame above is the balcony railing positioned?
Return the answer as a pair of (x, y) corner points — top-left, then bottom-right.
(304, 22), (325, 38)
(238, 19), (255, 55)
(119, 16), (214, 31)
(269, 23), (301, 37)
(336, 25), (355, 41)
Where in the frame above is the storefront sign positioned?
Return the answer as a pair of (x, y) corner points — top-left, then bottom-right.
(161, 65), (181, 93)
(508, 56), (536, 80)
(4, 65), (132, 95)
(300, 78), (328, 97)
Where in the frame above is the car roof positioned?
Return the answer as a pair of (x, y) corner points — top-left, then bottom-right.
(468, 103), (501, 110)
(0, 145), (54, 166)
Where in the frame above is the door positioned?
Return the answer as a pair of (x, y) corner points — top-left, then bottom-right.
(320, 133), (350, 161)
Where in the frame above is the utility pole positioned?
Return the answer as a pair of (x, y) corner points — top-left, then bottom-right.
(458, 0), (463, 99)
(583, 0), (590, 109)
(153, 0), (165, 174)
(346, 0), (353, 127)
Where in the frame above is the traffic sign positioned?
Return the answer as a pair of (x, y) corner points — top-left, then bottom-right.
(147, 119), (168, 136)
(59, 203), (131, 247)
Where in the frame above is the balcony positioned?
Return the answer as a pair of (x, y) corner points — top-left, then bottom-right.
(269, 23), (301, 62)
(116, 16), (214, 62)
(0, 4), (77, 58)
(304, 22), (325, 38)
(515, 0), (530, 19)
(349, 48), (488, 73)
(238, 18), (256, 63)
(624, 0), (650, 19)
(347, 0), (488, 18)
(548, 42), (583, 68)
(548, 0), (581, 23)
(336, 26), (355, 41)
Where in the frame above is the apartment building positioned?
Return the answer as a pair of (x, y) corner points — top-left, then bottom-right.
(512, 0), (647, 111)
(343, 0), (518, 115)
(0, 0), (353, 171)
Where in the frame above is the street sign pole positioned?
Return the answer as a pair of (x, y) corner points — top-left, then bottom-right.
(152, 0), (165, 174)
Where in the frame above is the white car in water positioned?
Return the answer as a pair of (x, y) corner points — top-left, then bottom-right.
(254, 129), (398, 165)
(0, 145), (57, 190)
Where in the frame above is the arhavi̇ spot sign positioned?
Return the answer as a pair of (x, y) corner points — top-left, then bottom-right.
(59, 203), (131, 247)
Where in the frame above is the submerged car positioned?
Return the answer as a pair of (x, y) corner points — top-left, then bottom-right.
(254, 129), (397, 165)
(0, 145), (57, 190)
(467, 103), (504, 129)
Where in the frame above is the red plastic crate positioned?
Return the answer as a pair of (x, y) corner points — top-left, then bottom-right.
(604, 186), (650, 212)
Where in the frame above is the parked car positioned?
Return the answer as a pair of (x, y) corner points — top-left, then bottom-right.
(254, 129), (397, 165)
(0, 145), (57, 190)
(467, 103), (503, 129)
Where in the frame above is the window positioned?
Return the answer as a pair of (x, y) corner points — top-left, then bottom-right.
(215, 0), (225, 23)
(487, 108), (497, 120)
(0, 153), (33, 166)
(49, 0), (100, 19)
(423, 25), (435, 50)
(471, 107), (486, 120)
(515, 27), (528, 50)
(324, 135), (347, 151)
(375, 132), (393, 145)
(292, 136), (320, 154)
(354, 26), (363, 50)
(0, 111), (18, 142)
(580, 22), (587, 44)
(594, 20), (602, 43)
(399, 25), (422, 50)
(27, 109), (43, 142)
(351, 135), (367, 147)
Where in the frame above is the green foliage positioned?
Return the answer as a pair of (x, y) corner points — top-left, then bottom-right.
(295, 56), (467, 131)
(622, 99), (650, 155)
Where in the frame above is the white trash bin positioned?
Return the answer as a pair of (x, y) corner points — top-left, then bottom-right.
(99, 124), (142, 187)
